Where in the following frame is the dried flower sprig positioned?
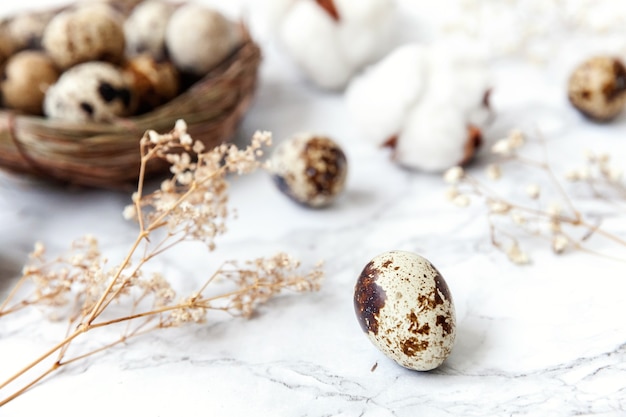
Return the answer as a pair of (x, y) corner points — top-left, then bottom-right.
(444, 129), (626, 264)
(565, 150), (626, 210)
(0, 121), (323, 406)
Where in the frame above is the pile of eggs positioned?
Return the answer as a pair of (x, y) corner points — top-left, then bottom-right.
(0, 0), (242, 122)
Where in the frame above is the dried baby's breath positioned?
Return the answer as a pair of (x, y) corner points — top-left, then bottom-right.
(0, 121), (323, 406)
(566, 150), (626, 207)
(445, 129), (626, 264)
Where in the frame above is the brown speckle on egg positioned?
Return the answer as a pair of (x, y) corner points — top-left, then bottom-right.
(568, 56), (626, 122)
(354, 261), (387, 335)
(354, 251), (456, 371)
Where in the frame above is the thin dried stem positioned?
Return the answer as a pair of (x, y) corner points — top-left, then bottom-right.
(0, 123), (323, 406)
(446, 129), (626, 264)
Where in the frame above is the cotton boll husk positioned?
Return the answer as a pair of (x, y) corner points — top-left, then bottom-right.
(279, 1), (351, 89)
(335, 0), (395, 66)
(345, 44), (427, 144)
(395, 104), (468, 172)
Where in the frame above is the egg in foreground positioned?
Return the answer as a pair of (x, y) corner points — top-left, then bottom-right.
(354, 251), (456, 371)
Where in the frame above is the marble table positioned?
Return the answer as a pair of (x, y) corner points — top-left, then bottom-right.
(1, 1), (626, 415)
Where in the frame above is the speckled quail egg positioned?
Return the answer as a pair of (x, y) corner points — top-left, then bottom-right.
(86, 0), (145, 16)
(1, 50), (60, 115)
(568, 56), (626, 122)
(165, 3), (242, 75)
(42, 4), (125, 69)
(124, 54), (180, 113)
(124, 0), (177, 60)
(0, 25), (14, 64)
(354, 251), (456, 371)
(44, 61), (135, 122)
(5, 10), (55, 51)
(270, 133), (348, 208)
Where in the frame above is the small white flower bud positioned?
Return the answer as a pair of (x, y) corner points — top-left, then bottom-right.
(444, 166), (465, 184)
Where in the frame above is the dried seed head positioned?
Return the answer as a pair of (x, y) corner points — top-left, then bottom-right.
(552, 234), (569, 254)
(525, 184), (541, 199)
(506, 243), (530, 265)
(443, 166), (464, 184)
(486, 164), (502, 180)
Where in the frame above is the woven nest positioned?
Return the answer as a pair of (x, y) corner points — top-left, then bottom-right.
(0, 35), (261, 189)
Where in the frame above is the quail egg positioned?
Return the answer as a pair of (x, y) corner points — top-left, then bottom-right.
(568, 56), (626, 122)
(42, 4), (125, 69)
(1, 50), (60, 115)
(44, 61), (135, 122)
(354, 251), (456, 371)
(124, 0), (176, 60)
(165, 3), (241, 75)
(270, 133), (348, 208)
(124, 54), (180, 113)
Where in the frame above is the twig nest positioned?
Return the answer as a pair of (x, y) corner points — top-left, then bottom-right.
(165, 3), (241, 76)
(44, 61), (135, 122)
(124, 0), (177, 60)
(1, 50), (60, 115)
(42, 4), (125, 69)
(354, 251), (456, 371)
(124, 54), (180, 113)
(346, 42), (491, 172)
(270, 133), (348, 208)
(567, 56), (626, 122)
(268, 0), (395, 90)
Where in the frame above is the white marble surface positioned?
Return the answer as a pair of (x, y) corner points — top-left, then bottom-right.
(1, 1), (626, 416)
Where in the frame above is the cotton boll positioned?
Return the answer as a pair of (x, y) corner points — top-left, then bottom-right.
(253, 0), (296, 39)
(279, 1), (351, 89)
(335, 0), (395, 66)
(395, 105), (469, 172)
(274, 0), (396, 90)
(345, 44), (427, 144)
(346, 41), (491, 172)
